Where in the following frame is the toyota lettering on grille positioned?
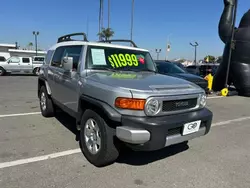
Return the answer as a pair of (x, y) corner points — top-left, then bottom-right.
(175, 101), (189, 108)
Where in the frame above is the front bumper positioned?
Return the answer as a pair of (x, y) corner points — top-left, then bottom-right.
(116, 108), (213, 151)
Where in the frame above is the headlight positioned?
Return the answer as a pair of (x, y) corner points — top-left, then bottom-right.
(145, 98), (160, 116)
(199, 93), (207, 108)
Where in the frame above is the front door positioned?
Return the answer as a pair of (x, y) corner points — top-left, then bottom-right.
(5, 57), (21, 72)
(50, 45), (83, 114)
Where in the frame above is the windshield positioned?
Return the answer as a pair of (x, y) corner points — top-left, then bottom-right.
(156, 62), (186, 74)
(86, 45), (156, 72)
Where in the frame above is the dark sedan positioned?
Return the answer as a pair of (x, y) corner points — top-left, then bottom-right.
(155, 61), (208, 92)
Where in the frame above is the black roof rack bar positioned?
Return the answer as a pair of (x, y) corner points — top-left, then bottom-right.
(57, 32), (88, 43)
(98, 39), (138, 47)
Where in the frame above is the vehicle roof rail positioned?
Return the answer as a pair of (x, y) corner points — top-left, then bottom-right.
(57, 32), (88, 43)
(98, 39), (138, 48)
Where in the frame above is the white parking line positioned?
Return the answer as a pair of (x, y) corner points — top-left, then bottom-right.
(212, 116), (250, 127)
(0, 112), (41, 118)
(207, 96), (223, 99)
(0, 149), (81, 169)
(0, 115), (250, 170)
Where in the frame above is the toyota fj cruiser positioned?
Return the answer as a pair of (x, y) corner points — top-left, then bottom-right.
(38, 33), (213, 167)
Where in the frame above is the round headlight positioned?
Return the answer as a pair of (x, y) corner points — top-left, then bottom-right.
(199, 94), (207, 107)
(145, 99), (160, 116)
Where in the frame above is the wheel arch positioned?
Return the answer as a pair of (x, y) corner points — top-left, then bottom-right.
(77, 95), (121, 129)
(38, 77), (52, 98)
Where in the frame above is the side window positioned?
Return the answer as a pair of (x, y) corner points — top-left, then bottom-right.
(45, 50), (54, 65)
(51, 47), (65, 67)
(22, 58), (30, 63)
(0, 56), (6, 62)
(9, 57), (20, 63)
(61, 45), (83, 70)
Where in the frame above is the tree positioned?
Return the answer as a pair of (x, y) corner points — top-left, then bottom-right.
(204, 55), (216, 63)
(97, 27), (115, 40)
(28, 42), (33, 50)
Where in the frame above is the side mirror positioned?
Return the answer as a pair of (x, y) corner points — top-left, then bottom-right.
(61, 57), (73, 71)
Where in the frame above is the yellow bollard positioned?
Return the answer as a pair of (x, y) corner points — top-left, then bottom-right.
(204, 73), (213, 92)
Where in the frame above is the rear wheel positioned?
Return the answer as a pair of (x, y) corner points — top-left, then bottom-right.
(80, 109), (120, 167)
(39, 86), (55, 117)
(33, 67), (39, 76)
(0, 67), (5, 76)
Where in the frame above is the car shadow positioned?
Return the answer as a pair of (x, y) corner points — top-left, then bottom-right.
(116, 143), (189, 166)
(54, 111), (189, 166)
(54, 111), (80, 142)
(5, 73), (36, 76)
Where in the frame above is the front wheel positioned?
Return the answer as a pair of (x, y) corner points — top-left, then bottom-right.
(80, 109), (120, 167)
(39, 86), (55, 117)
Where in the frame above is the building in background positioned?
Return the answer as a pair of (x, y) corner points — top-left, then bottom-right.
(0, 43), (46, 62)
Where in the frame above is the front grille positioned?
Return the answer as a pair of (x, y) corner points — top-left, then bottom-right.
(162, 98), (197, 112)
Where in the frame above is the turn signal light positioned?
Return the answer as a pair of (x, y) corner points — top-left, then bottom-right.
(115, 97), (146, 110)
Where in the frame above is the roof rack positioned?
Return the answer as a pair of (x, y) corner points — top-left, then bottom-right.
(57, 32), (88, 43)
(98, 39), (138, 48)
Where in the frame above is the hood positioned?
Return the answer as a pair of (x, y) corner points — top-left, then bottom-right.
(86, 71), (201, 92)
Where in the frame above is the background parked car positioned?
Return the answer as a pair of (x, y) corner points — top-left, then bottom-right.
(185, 64), (219, 77)
(155, 60), (208, 93)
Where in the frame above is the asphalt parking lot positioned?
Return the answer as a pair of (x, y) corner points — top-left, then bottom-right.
(0, 76), (250, 188)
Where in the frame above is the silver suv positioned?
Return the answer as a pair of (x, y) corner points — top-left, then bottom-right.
(38, 33), (213, 167)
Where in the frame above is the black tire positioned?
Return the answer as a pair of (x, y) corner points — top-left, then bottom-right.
(33, 67), (39, 76)
(39, 86), (55, 117)
(80, 109), (120, 167)
(0, 67), (5, 76)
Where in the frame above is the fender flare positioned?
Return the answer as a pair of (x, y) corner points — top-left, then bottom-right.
(76, 95), (122, 124)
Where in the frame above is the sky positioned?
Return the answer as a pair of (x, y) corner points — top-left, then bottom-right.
(1, 0), (250, 60)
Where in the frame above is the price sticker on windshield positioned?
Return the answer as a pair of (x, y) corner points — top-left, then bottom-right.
(108, 54), (144, 68)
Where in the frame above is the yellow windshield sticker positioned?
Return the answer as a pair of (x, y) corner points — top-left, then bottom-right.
(111, 73), (137, 79)
(108, 54), (140, 68)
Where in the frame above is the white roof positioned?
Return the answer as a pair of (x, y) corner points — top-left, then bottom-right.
(49, 41), (149, 52)
(8, 49), (47, 54)
(0, 43), (16, 48)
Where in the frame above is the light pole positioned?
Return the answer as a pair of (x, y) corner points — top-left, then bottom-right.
(165, 34), (172, 61)
(33, 31), (39, 56)
(108, 0), (110, 28)
(130, 0), (135, 42)
(190, 42), (199, 65)
(155, 49), (161, 60)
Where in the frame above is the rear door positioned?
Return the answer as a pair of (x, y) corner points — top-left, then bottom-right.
(48, 46), (65, 101)
(20, 57), (32, 72)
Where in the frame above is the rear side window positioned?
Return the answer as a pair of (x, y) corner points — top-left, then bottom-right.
(45, 50), (54, 65)
(34, 57), (44, 61)
(0, 56), (6, 62)
(22, 58), (30, 63)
